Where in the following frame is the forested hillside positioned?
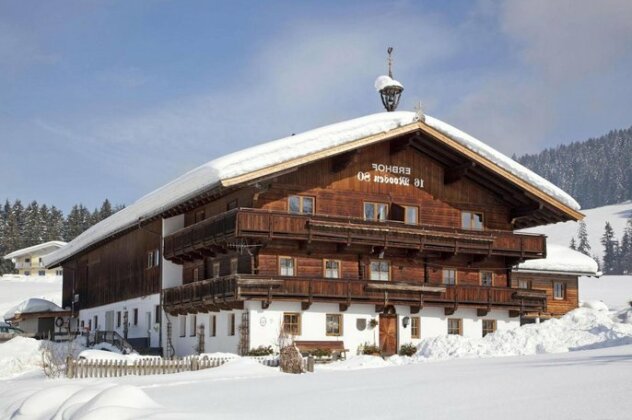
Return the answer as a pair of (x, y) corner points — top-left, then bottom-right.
(0, 199), (123, 274)
(517, 126), (632, 209)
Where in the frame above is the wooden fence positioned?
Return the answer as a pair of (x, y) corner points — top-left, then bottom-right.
(65, 355), (280, 379)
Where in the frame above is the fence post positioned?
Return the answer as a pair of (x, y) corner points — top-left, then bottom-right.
(307, 355), (314, 373)
(66, 356), (74, 378)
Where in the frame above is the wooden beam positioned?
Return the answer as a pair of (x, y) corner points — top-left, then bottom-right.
(444, 162), (476, 185)
(511, 202), (544, 219)
(331, 150), (357, 173)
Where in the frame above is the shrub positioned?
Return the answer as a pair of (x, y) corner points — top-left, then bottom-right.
(247, 345), (274, 356)
(309, 348), (332, 358)
(361, 344), (381, 355)
(398, 343), (417, 357)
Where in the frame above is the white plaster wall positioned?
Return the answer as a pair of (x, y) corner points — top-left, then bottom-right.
(247, 301), (380, 355)
(170, 310), (243, 357)
(78, 294), (161, 348)
(162, 215), (184, 289)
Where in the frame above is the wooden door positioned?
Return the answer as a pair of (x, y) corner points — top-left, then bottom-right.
(379, 314), (398, 356)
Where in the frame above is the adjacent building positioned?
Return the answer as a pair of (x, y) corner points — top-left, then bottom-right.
(44, 110), (587, 357)
(4, 241), (66, 277)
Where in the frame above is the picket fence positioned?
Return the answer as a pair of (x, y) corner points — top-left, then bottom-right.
(65, 355), (280, 379)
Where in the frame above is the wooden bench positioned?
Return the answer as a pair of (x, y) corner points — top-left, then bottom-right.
(294, 341), (348, 361)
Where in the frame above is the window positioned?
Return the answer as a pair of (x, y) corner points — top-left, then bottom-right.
(116, 311), (121, 328)
(411, 317), (421, 339)
(482, 320), (496, 337)
(194, 210), (205, 223)
(93, 316), (98, 330)
(190, 315), (197, 337)
(147, 251), (154, 268)
(155, 305), (161, 324)
(133, 308), (138, 326)
(404, 206), (418, 225)
(283, 312), (301, 336)
(193, 267), (200, 282)
(228, 313), (236, 336)
(88, 319), (92, 330)
(230, 258), (238, 274)
(24, 271), (30, 276)
(324, 259), (341, 279)
(553, 282), (566, 300)
(370, 260), (390, 281)
(461, 211), (484, 230)
(209, 315), (216, 337)
(179, 315), (186, 337)
(56, 270), (62, 276)
(288, 195), (314, 214)
(326, 314), (343, 336)
(213, 262), (220, 278)
(154, 249), (160, 267)
(38, 270), (45, 276)
(518, 279), (530, 289)
(279, 257), (295, 276)
(443, 269), (457, 285)
(481, 271), (493, 287)
(227, 199), (238, 211)
(364, 202), (388, 221)
(448, 318), (462, 335)
(80, 320), (85, 329)
(24, 258), (31, 263)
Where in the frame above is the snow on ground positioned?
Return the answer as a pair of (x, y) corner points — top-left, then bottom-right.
(0, 337), (43, 379)
(580, 275), (632, 310)
(0, 275), (62, 321)
(523, 201), (632, 259)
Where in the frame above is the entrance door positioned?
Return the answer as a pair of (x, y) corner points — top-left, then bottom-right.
(105, 311), (114, 331)
(379, 314), (398, 356)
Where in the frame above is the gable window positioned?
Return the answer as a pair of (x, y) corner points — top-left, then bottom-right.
(447, 318), (462, 335)
(288, 195), (314, 214)
(209, 315), (216, 337)
(404, 206), (418, 225)
(553, 282), (566, 300)
(364, 202), (388, 221)
(279, 257), (295, 276)
(283, 312), (301, 336)
(228, 313), (236, 336)
(518, 279), (530, 289)
(443, 269), (457, 285)
(179, 315), (186, 337)
(461, 211), (484, 230)
(370, 260), (390, 281)
(411, 317), (421, 339)
(480, 271), (493, 287)
(326, 314), (343, 336)
(482, 320), (496, 337)
(324, 259), (341, 279)
(190, 315), (197, 337)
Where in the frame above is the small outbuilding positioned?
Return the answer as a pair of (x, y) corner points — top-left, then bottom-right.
(3, 298), (71, 339)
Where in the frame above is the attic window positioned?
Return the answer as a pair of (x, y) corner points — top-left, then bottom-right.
(461, 211), (483, 230)
(288, 196), (314, 214)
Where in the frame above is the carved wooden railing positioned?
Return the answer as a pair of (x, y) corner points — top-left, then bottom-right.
(162, 275), (547, 314)
(163, 208), (546, 261)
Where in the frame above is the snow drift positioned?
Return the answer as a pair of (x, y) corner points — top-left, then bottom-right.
(3, 297), (63, 321)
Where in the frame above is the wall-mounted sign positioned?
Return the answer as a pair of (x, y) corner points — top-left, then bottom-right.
(357, 163), (424, 188)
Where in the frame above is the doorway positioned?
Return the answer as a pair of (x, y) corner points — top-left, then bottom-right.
(379, 314), (398, 356)
(105, 311), (114, 331)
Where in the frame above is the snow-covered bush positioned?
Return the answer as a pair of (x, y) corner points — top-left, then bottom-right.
(398, 343), (416, 357)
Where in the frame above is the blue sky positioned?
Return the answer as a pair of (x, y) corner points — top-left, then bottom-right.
(1, 0), (631, 211)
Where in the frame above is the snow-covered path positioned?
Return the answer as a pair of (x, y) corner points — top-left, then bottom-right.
(2, 344), (632, 419)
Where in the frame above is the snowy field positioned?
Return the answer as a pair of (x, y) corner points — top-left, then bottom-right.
(0, 276), (631, 419)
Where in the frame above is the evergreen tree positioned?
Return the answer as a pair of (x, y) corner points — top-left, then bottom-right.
(600, 222), (619, 274)
(47, 206), (65, 241)
(569, 237), (577, 250)
(99, 199), (113, 221)
(22, 201), (42, 247)
(619, 218), (632, 274)
(577, 221), (591, 256)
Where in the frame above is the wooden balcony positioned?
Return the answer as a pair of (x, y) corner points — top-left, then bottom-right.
(163, 209), (546, 262)
(162, 274), (547, 316)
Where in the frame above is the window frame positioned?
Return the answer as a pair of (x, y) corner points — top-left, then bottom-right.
(288, 195), (315, 215)
(553, 281), (566, 300)
(363, 202), (389, 222)
(279, 256), (296, 277)
(461, 211), (484, 231)
(480, 271), (493, 287)
(447, 318), (463, 335)
(442, 268), (457, 286)
(403, 205), (419, 225)
(369, 260), (390, 281)
(482, 319), (496, 337)
(325, 314), (343, 336)
(228, 313), (236, 336)
(518, 279), (531, 289)
(411, 316), (421, 339)
(283, 312), (301, 336)
(323, 259), (341, 279)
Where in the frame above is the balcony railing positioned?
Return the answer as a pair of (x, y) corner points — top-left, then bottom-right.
(163, 209), (546, 261)
(162, 274), (547, 315)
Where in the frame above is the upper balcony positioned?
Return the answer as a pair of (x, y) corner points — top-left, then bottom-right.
(163, 208), (546, 262)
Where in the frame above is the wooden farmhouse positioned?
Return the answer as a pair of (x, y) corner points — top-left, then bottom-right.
(44, 108), (594, 356)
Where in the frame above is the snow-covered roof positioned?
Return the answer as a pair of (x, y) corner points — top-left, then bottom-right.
(514, 244), (600, 276)
(3, 298), (64, 321)
(43, 111), (581, 268)
(4, 241), (67, 260)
